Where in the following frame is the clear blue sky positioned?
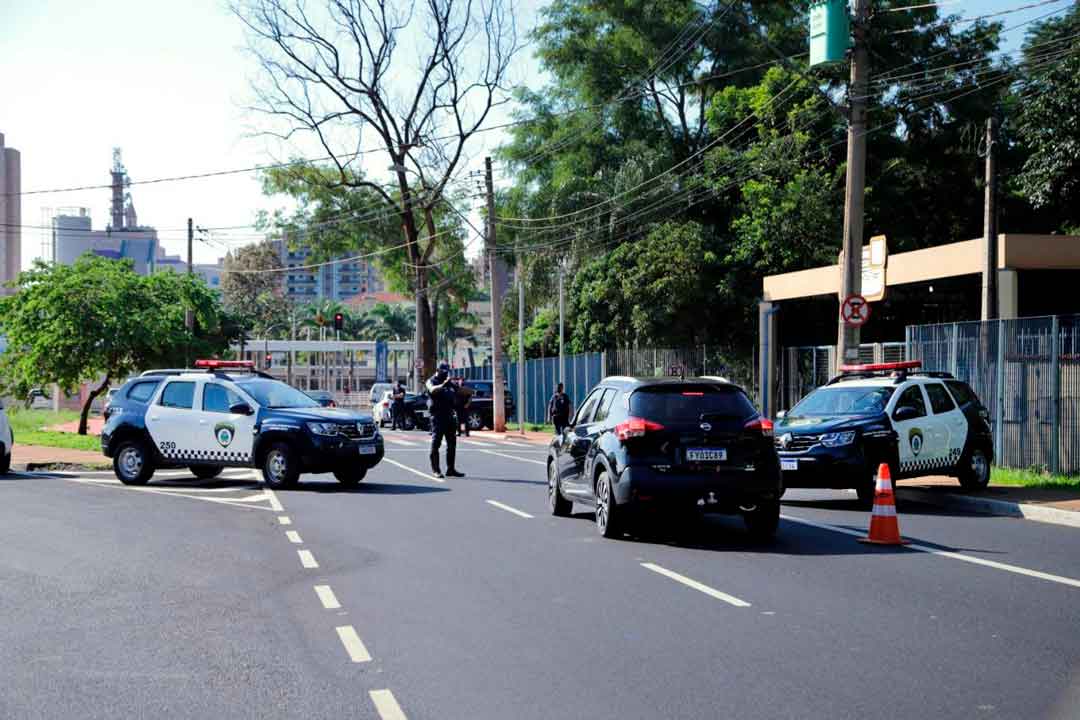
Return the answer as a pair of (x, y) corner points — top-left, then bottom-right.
(0, 0), (1066, 268)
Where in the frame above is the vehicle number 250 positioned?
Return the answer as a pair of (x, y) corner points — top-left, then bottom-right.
(159, 441), (177, 452)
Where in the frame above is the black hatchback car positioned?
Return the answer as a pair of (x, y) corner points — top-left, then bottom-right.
(546, 377), (782, 539)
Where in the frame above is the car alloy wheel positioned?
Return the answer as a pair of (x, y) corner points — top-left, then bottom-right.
(971, 449), (989, 485)
(266, 450), (288, 484)
(595, 471), (621, 538)
(467, 411), (484, 430)
(118, 446), (143, 481)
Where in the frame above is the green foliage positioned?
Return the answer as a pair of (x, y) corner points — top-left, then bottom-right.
(8, 409), (101, 452)
(220, 240), (290, 337)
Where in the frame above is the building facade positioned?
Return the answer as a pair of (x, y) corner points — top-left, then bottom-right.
(52, 209), (161, 275)
(0, 133), (21, 291)
(277, 239), (385, 303)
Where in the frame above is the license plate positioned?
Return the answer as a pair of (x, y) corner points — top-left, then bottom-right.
(687, 448), (727, 462)
(780, 458), (798, 471)
(358, 445), (376, 455)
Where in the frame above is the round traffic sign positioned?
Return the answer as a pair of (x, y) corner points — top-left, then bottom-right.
(841, 294), (870, 327)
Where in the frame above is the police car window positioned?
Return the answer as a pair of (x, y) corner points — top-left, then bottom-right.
(925, 383), (956, 414)
(160, 382), (196, 409)
(203, 384), (244, 414)
(234, 379), (319, 408)
(895, 385), (927, 418)
(574, 390), (602, 425)
(789, 386), (894, 417)
(127, 381), (160, 403)
(945, 380), (975, 406)
(593, 389), (616, 423)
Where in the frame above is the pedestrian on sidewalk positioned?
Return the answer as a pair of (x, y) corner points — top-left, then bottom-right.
(548, 383), (572, 436)
(454, 377), (474, 437)
(390, 380), (406, 430)
(426, 362), (464, 479)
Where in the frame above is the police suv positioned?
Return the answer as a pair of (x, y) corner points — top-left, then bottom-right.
(101, 360), (384, 489)
(774, 361), (992, 503)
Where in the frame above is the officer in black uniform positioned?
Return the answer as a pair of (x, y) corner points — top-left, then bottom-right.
(426, 362), (464, 479)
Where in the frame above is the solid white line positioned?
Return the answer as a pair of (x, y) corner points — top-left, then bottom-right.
(264, 485), (284, 512)
(369, 689), (408, 720)
(382, 457), (445, 483)
(335, 625), (372, 663)
(641, 562), (752, 607)
(780, 514), (1080, 590)
(480, 449), (547, 466)
(501, 440), (538, 448)
(61, 479), (275, 511)
(385, 436), (419, 446)
(298, 549), (319, 569)
(459, 439), (495, 447)
(486, 499), (534, 519)
(277, 516), (292, 525)
(314, 584), (341, 610)
(286, 530), (303, 544)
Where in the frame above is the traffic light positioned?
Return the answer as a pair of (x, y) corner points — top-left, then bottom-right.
(333, 312), (344, 332)
(265, 354), (273, 368)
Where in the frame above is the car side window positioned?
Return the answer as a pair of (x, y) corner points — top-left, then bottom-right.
(573, 390), (602, 426)
(203, 383), (244, 414)
(945, 380), (975, 406)
(894, 385), (927, 419)
(593, 389), (616, 423)
(159, 381), (196, 409)
(127, 381), (160, 403)
(925, 383), (956, 414)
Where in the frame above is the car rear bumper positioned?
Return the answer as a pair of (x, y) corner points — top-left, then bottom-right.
(616, 464), (781, 511)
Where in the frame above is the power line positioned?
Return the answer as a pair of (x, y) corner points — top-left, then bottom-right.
(889, 0), (1073, 34)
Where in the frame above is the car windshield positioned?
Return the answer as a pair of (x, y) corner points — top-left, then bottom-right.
(236, 379), (321, 409)
(788, 386), (894, 418)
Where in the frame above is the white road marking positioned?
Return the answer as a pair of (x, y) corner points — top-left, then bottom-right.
(286, 530), (303, 544)
(486, 499), (534, 519)
(370, 689), (408, 720)
(385, 436), (418, 446)
(298, 549), (319, 569)
(278, 516), (292, 525)
(263, 484), (284, 512)
(781, 514), (1080, 590)
(61, 478), (275, 511)
(383, 457), (445, 483)
(641, 562), (752, 608)
(335, 625), (372, 662)
(501, 440), (537, 448)
(479, 449), (547, 466)
(459, 439), (495, 447)
(314, 584), (341, 610)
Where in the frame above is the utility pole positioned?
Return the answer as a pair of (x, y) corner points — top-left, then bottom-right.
(185, 218), (194, 367)
(836, 0), (870, 367)
(981, 116), (999, 321)
(486, 157), (507, 432)
(558, 259), (566, 386)
(517, 249), (526, 435)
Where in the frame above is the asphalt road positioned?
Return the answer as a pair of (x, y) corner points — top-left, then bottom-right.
(2, 431), (1080, 719)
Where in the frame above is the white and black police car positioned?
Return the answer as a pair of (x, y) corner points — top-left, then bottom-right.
(101, 360), (383, 489)
(774, 361), (993, 504)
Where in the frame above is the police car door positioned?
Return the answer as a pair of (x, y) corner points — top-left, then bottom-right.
(146, 379), (200, 463)
(196, 381), (257, 465)
(923, 382), (966, 470)
(890, 383), (937, 475)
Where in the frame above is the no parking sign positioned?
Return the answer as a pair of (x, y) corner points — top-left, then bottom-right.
(841, 294), (870, 327)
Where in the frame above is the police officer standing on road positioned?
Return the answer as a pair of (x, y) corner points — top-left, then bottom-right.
(390, 380), (406, 430)
(426, 363), (464, 479)
(548, 383), (572, 435)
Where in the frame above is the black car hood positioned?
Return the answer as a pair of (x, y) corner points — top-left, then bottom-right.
(262, 407), (374, 423)
(776, 414), (886, 434)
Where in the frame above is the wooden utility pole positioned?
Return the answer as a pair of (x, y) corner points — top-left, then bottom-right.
(836, 0), (870, 367)
(981, 116), (999, 321)
(486, 157), (507, 432)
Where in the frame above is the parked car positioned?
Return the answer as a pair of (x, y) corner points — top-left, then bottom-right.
(0, 398), (13, 474)
(305, 390), (337, 408)
(458, 380), (515, 430)
(373, 390), (393, 427)
(400, 392), (430, 431)
(774, 361), (993, 503)
(546, 376), (782, 540)
(369, 383), (395, 410)
(26, 388), (51, 410)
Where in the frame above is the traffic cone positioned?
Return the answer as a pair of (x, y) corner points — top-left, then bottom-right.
(858, 463), (909, 546)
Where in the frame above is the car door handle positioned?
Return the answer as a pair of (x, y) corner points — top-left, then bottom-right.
(198, 419), (207, 425)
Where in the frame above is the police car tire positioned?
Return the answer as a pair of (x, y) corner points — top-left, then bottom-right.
(189, 465), (222, 480)
(958, 446), (991, 491)
(114, 440), (154, 486)
(262, 442), (300, 489)
(333, 468), (367, 486)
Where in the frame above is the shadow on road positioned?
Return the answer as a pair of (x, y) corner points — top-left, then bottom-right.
(287, 481), (450, 495)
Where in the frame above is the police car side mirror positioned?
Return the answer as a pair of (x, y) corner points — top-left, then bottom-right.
(776, 410), (786, 420)
(230, 402), (254, 416)
(893, 406), (918, 422)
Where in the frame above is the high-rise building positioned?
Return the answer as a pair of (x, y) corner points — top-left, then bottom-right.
(276, 238), (386, 304)
(0, 132), (21, 292)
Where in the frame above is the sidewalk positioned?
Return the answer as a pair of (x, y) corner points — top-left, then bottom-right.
(12, 444), (109, 471)
(896, 476), (1080, 528)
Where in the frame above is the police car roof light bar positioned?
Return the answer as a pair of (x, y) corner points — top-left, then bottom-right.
(837, 360), (922, 373)
(194, 359), (255, 369)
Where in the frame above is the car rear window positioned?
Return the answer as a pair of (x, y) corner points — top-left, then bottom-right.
(629, 384), (755, 423)
(945, 380), (976, 406)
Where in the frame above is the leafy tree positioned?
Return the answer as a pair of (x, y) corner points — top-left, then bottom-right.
(0, 256), (234, 434)
(369, 304), (416, 342)
(220, 240), (289, 345)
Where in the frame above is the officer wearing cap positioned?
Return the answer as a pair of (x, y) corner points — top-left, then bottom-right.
(425, 362), (464, 479)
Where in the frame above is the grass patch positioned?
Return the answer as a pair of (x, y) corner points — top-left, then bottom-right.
(991, 466), (1080, 490)
(506, 422), (556, 434)
(8, 409), (101, 452)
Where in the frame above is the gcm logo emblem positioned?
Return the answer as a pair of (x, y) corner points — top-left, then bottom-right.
(215, 422), (236, 448)
(909, 428), (924, 456)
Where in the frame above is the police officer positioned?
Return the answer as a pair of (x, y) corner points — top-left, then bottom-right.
(390, 379), (406, 430)
(426, 362), (464, 478)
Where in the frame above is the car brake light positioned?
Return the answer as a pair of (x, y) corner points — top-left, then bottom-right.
(615, 416), (665, 441)
(681, 391), (704, 396)
(744, 416), (774, 437)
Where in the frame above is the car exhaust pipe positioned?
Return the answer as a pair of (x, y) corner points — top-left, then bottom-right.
(739, 504), (757, 512)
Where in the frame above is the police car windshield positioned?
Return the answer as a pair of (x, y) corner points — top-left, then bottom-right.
(789, 386), (894, 418)
(235, 379), (321, 409)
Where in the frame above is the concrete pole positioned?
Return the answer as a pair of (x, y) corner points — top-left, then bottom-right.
(836, 0), (870, 366)
(518, 250), (526, 434)
(981, 116), (999, 321)
(558, 260), (565, 386)
(487, 157), (507, 432)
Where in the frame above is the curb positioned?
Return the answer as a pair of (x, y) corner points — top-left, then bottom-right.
(897, 487), (1080, 529)
(20, 462), (112, 473)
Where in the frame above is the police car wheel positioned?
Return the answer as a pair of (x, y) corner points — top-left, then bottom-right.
(958, 446), (991, 491)
(114, 440), (154, 486)
(333, 468), (367, 487)
(189, 465), (222, 480)
(262, 442), (299, 489)
(467, 411), (485, 431)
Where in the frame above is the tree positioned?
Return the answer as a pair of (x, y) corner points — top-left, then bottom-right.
(220, 240), (289, 344)
(0, 256), (235, 434)
(369, 303), (416, 342)
(235, 0), (524, 381)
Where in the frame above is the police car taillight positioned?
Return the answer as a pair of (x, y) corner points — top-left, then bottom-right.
(615, 416), (665, 442)
(195, 359), (255, 369)
(744, 416), (774, 437)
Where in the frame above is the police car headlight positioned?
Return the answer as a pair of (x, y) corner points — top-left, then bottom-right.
(821, 431), (856, 447)
(307, 422), (341, 436)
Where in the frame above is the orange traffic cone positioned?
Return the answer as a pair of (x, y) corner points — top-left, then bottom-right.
(858, 463), (909, 546)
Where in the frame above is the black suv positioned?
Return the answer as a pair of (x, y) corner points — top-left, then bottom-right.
(459, 380), (515, 430)
(546, 377), (782, 539)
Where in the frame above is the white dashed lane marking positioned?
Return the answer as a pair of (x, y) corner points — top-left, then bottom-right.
(335, 625), (372, 663)
(479, 449), (547, 466)
(641, 562), (752, 608)
(286, 530), (303, 544)
(314, 585), (341, 610)
(298, 550), (319, 569)
(277, 516), (292, 525)
(370, 689), (409, 720)
(486, 499), (534, 519)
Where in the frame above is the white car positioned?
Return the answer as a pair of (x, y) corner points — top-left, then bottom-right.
(369, 383), (394, 410)
(0, 401), (12, 473)
(373, 390), (394, 427)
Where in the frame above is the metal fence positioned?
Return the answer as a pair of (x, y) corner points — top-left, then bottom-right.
(906, 315), (1080, 474)
(780, 342), (906, 411)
